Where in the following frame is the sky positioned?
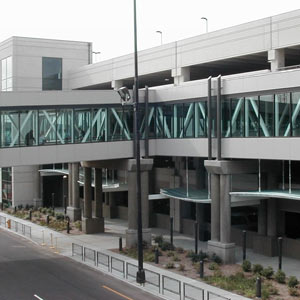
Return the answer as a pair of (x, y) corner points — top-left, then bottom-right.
(1, 0), (299, 61)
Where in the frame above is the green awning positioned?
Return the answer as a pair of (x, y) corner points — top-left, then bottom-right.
(160, 188), (211, 203)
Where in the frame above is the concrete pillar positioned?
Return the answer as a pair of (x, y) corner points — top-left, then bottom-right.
(67, 162), (81, 222)
(126, 158), (153, 248)
(169, 175), (181, 232)
(172, 67), (190, 85)
(94, 168), (104, 232)
(68, 163), (73, 207)
(83, 167), (92, 218)
(267, 198), (277, 237)
(268, 49), (285, 71)
(210, 174), (220, 241)
(258, 200), (267, 236)
(220, 174), (231, 244)
(94, 168), (103, 218)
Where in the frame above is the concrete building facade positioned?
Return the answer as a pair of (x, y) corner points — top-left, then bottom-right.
(2, 10), (300, 261)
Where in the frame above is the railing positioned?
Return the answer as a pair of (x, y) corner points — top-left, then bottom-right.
(97, 251), (110, 271)
(4, 218), (32, 239)
(207, 291), (231, 300)
(162, 275), (181, 300)
(145, 268), (161, 293)
(183, 283), (204, 300)
(72, 243), (84, 260)
(111, 256), (125, 278)
(0, 216), (6, 226)
(83, 247), (96, 266)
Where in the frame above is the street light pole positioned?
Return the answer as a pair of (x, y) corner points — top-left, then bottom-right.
(133, 0), (145, 284)
(201, 17), (208, 33)
(156, 30), (163, 45)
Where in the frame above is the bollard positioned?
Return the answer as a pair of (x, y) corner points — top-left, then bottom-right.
(199, 260), (204, 278)
(41, 230), (46, 246)
(256, 277), (262, 298)
(119, 237), (123, 252)
(64, 195), (67, 215)
(46, 215), (50, 225)
(50, 233), (55, 249)
(1, 202), (3, 211)
(194, 221), (198, 254)
(278, 237), (283, 270)
(242, 230), (247, 261)
(155, 248), (159, 264)
(14, 206), (17, 213)
(29, 210), (32, 221)
(54, 237), (59, 253)
(170, 216), (174, 247)
(51, 193), (55, 212)
(67, 220), (70, 234)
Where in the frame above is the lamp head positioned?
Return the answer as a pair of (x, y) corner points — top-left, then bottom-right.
(117, 87), (132, 105)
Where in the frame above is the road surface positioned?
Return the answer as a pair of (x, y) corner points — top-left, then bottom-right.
(0, 229), (160, 300)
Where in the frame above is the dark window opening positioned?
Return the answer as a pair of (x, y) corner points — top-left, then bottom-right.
(285, 211), (300, 239)
(42, 57), (62, 90)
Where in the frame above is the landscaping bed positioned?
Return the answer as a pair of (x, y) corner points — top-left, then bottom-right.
(3, 205), (83, 235)
(114, 235), (300, 300)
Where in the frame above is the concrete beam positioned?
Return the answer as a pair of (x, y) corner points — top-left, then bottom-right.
(205, 160), (258, 175)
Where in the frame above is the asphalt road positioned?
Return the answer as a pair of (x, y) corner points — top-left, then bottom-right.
(0, 229), (160, 300)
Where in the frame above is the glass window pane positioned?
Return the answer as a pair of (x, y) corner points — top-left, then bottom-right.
(245, 97), (259, 137)
(183, 102), (194, 138)
(231, 98), (244, 137)
(163, 104), (173, 138)
(91, 108), (106, 142)
(74, 109), (91, 143)
(42, 57), (62, 90)
(148, 105), (156, 138)
(173, 103), (183, 138)
(20, 110), (38, 146)
(38, 109), (57, 145)
(1, 80), (6, 91)
(292, 92), (300, 137)
(156, 105), (164, 138)
(259, 95), (274, 137)
(196, 100), (206, 137)
(57, 109), (73, 144)
(275, 93), (290, 137)
(222, 97), (231, 137)
(1, 111), (19, 147)
(2, 59), (6, 80)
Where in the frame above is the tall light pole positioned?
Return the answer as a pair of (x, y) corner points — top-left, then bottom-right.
(156, 30), (163, 45)
(201, 17), (208, 33)
(133, 0), (145, 284)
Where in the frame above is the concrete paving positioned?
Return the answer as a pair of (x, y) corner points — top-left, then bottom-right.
(4, 212), (298, 300)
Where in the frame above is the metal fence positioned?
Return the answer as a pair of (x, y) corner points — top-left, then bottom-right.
(97, 251), (110, 271)
(145, 268), (161, 293)
(111, 256), (125, 278)
(162, 275), (181, 300)
(183, 283), (204, 300)
(207, 291), (231, 300)
(0, 216), (6, 226)
(72, 243), (84, 260)
(84, 247), (96, 265)
(126, 262), (138, 280)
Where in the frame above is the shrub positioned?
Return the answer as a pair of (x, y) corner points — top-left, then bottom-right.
(288, 276), (299, 288)
(41, 208), (47, 214)
(172, 255), (181, 262)
(178, 264), (185, 271)
(199, 250), (208, 261)
(242, 260), (251, 272)
(186, 250), (195, 258)
(252, 264), (263, 274)
(274, 270), (286, 284)
(74, 220), (82, 231)
(55, 213), (64, 221)
(144, 252), (155, 262)
(261, 266), (274, 279)
(176, 247), (184, 254)
(208, 262), (219, 270)
(167, 251), (174, 257)
(160, 241), (175, 251)
(153, 235), (163, 246)
(289, 287), (299, 297)
(211, 253), (222, 264)
(165, 262), (174, 269)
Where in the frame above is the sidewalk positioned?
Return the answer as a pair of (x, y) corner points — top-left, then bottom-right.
(0, 213), (258, 300)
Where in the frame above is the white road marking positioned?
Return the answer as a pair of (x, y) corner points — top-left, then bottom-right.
(34, 295), (44, 300)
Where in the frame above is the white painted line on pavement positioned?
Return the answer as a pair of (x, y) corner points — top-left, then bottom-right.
(34, 294), (44, 300)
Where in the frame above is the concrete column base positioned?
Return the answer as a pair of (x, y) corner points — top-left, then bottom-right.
(207, 240), (236, 264)
(67, 207), (81, 222)
(82, 217), (104, 234)
(253, 235), (278, 257)
(125, 228), (151, 248)
(103, 204), (118, 219)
